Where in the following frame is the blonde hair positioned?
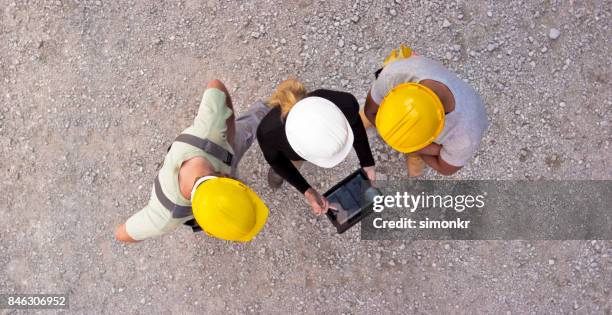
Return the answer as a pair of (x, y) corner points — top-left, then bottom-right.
(267, 79), (307, 117)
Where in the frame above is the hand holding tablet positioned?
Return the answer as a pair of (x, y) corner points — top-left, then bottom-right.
(324, 169), (381, 234)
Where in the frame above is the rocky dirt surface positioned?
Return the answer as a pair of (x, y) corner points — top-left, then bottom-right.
(1, 0), (611, 314)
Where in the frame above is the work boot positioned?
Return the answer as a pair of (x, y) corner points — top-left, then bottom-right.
(267, 167), (284, 189)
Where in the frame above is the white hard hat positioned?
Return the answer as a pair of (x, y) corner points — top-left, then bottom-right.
(285, 96), (354, 168)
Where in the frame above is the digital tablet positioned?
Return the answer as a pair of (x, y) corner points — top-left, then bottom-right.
(324, 169), (380, 234)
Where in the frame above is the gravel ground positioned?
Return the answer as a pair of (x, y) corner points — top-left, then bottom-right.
(1, 0), (611, 314)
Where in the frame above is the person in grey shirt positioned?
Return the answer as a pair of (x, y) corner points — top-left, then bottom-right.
(364, 49), (489, 176)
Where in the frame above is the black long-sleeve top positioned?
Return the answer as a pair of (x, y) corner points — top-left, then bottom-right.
(256, 89), (375, 194)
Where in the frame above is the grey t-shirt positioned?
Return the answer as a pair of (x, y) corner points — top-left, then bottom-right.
(371, 56), (489, 167)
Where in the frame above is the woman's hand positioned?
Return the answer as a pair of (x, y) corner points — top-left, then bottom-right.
(304, 188), (329, 215)
(362, 166), (376, 182)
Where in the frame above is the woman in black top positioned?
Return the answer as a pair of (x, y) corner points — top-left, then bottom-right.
(256, 79), (376, 215)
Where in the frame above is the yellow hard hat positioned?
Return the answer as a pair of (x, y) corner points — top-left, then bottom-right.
(383, 44), (412, 67)
(375, 83), (445, 153)
(191, 177), (269, 242)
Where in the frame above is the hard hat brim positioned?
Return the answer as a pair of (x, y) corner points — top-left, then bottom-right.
(233, 188), (269, 242)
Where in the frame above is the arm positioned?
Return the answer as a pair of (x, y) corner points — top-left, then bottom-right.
(346, 94), (376, 180)
(115, 202), (185, 243)
(364, 90), (379, 127)
(415, 143), (462, 175)
(115, 224), (139, 243)
(414, 143), (442, 156)
(264, 150), (330, 215)
(347, 94), (375, 169)
(256, 112), (329, 215)
(259, 135), (333, 215)
(204, 79), (236, 146)
(260, 142), (311, 194)
(421, 155), (462, 175)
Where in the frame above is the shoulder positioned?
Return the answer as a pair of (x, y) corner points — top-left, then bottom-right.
(257, 106), (283, 140)
(309, 88), (355, 99)
(386, 56), (440, 71)
(308, 89), (359, 113)
(376, 56), (442, 84)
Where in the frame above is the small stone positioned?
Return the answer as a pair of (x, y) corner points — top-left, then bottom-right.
(442, 19), (451, 28)
(444, 244), (451, 250)
(389, 9), (397, 16)
(541, 47), (548, 53)
(250, 32), (260, 39)
(548, 259), (555, 265)
(487, 43), (496, 52)
(140, 298), (146, 304)
(338, 39), (344, 48)
(549, 28), (561, 40)
(351, 16), (360, 23)
(487, 11), (492, 17)
(559, 102), (566, 108)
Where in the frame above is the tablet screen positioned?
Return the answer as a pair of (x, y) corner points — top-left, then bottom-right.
(325, 171), (378, 226)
